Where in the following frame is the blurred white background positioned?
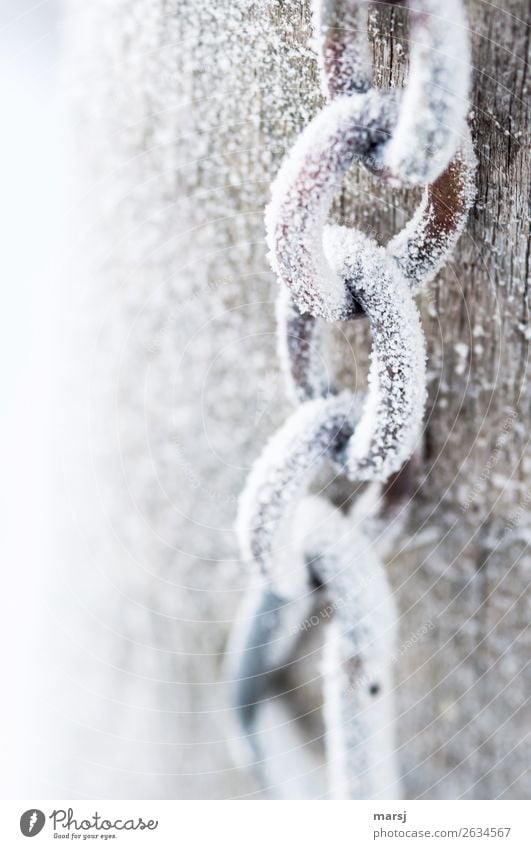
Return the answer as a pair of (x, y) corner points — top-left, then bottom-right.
(0, 0), (65, 796)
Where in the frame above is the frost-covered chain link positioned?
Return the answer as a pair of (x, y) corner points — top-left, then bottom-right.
(238, 0), (476, 591)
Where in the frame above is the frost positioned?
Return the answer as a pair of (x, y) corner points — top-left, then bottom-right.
(238, 234), (427, 589)
(382, 0), (472, 186)
(265, 90), (400, 322)
(323, 226), (427, 481)
(232, 488), (403, 797)
(237, 391), (362, 597)
(312, 0), (473, 186)
(248, 0), (477, 586)
(300, 495), (401, 799)
(453, 341), (470, 376)
(313, 0), (371, 98)
(266, 82), (476, 323)
(238, 226), (430, 590)
(236, 0), (476, 794)
(56, 0), (527, 805)
(388, 132), (477, 291)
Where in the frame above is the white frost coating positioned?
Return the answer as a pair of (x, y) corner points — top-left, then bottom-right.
(254, 0), (476, 565)
(323, 226), (427, 480)
(237, 392), (362, 598)
(273, 132), (476, 405)
(273, 130), (476, 408)
(265, 91), (398, 322)
(241, 233), (429, 589)
(388, 130), (478, 292)
(382, 0), (471, 186)
(229, 491), (403, 797)
(234, 0), (476, 800)
(266, 88), (475, 326)
(238, 227), (428, 588)
(312, 0), (371, 98)
(298, 495), (400, 799)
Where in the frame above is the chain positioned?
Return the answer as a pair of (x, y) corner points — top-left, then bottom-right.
(228, 0), (477, 798)
(239, 0), (476, 591)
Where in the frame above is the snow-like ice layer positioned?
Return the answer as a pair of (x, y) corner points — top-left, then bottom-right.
(267, 101), (476, 326)
(249, 0), (477, 586)
(237, 391), (362, 597)
(313, 0), (371, 98)
(312, 0), (472, 187)
(237, 4), (476, 794)
(229, 492), (403, 797)
(382, 0), (472, 186)
(238, 227), (428, 590)
(324, 225), (427, 480)
(300, 495), (400, 799)
(231, 0), (482, 804)
(274, 127), (476, 412)
(388, 130), (477, 291)
(265, 90), (399, 322)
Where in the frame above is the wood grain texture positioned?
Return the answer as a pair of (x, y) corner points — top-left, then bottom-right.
(63, 0), (529, 798)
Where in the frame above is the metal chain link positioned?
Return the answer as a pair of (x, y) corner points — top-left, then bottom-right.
(229, 0), (477, 798)
(239, 0), (476, 588)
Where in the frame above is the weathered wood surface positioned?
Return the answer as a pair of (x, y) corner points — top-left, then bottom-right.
(60, 0), (529, 798)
